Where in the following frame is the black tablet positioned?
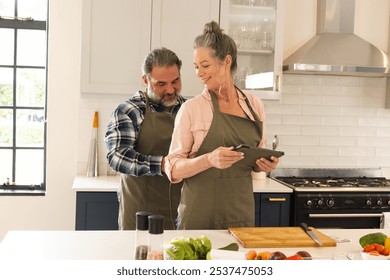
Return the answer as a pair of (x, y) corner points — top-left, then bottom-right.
(233, 144), (284, 168)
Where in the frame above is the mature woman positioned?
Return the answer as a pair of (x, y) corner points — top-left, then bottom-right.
(164, 21), (279, 230)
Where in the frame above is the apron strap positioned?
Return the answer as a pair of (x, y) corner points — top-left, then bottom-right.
(235, 86), (262, 123)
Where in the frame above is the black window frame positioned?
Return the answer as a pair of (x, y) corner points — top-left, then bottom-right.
(0, 1), (48, 196)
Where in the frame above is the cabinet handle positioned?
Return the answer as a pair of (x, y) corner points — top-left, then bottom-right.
(267, 197), (286, 202)
(309, 213), (383, 218)
(274, 75), (281, 92)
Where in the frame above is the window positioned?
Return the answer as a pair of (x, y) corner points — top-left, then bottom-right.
(0, 0), (48, 195)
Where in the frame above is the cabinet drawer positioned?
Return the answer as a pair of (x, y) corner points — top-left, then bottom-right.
(75, 192), (119, 230)
(254, 193), (291, 227)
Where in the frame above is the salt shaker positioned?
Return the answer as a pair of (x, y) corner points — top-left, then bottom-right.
(134, 211), (151, 260)
(146, 215), (164, 260)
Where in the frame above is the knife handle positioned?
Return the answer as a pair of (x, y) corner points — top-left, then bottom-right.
(300, 222), (311, 232)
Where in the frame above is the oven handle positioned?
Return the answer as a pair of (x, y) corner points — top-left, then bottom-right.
(309, 213), (383, 218)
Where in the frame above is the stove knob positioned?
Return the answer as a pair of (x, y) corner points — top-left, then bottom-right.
(366, 199), (372, 206)
(306, 200), (313, 207)
(377, 199), (383, 206)
(317, 199), (324, 206)
(388, 200), (390, 206)
(326, 198), (335, 207)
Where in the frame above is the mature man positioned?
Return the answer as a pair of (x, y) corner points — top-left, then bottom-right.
(105, 48), (186, 230)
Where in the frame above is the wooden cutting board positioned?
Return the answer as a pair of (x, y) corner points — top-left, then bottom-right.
(228, 227), (337, 248)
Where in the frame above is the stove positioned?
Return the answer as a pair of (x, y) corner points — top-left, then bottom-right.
(271, 168), (390, 228)
(274, 176), (390, 192)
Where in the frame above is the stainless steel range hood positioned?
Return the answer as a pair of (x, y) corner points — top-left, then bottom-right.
(283, 0), (390, 77)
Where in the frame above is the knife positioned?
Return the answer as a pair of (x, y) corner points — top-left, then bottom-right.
(300, 223), (323, 246)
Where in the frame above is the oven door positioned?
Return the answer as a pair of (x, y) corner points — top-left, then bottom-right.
(295, 208), (384, 228)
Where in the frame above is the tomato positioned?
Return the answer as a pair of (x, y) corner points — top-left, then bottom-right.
(375, 244), (385, 254)
(284, 254), (304, 260)
(381, 249), (390, 256)
(363, 244), (376, 252)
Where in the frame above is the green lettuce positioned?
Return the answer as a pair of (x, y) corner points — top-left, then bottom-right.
(163, 235), (212, 260)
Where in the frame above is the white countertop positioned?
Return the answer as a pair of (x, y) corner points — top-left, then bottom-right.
(0, 228), (388, 260)
(72, 175), (120, 192)
(72, 174), (292, 193)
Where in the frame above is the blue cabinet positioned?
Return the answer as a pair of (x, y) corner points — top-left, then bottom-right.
(254, 193), (291, 227)
(75, 192), (119, 230)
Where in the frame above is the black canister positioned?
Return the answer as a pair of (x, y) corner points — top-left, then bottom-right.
(146, 215), (164, 260)
(134, 211), (151, 260)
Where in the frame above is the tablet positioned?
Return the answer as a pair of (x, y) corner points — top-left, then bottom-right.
(233, 144), (284, 168)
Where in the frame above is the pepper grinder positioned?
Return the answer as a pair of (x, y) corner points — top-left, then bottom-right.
(146, 215), (164, 260)
(134, 211), (151, 260)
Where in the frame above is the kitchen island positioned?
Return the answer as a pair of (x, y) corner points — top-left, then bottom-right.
(0, 228), (388, 260)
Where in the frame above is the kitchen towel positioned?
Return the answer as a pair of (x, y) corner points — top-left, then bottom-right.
(380, 212), (390, 229)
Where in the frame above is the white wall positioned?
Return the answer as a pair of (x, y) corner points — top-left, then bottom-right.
(0, 0), (81, 241)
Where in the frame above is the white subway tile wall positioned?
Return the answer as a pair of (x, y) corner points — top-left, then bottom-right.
(264, 74), (390, 177)
(77, 74), (390, 178)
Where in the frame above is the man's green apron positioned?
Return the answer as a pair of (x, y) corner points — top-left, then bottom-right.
(120, 93), (182, 230)
(177, 89), (263, 229)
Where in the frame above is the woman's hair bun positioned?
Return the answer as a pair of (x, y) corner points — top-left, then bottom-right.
(203, 21), (223, 35)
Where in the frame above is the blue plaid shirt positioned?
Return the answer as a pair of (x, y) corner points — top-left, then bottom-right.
(104, 91), (186, 176)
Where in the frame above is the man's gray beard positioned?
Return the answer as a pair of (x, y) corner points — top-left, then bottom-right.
(147, 86), (180, 108)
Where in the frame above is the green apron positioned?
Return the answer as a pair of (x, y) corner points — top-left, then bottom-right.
(177, 89), (263, 229)
(119, 93), (182, 230)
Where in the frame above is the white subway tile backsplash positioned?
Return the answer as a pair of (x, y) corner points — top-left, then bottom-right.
(375, 147), (390, 157)
(303, 85), (341, 96)
(341, 106), (379, 117)
(319, 156), (357, 167)
(378, 108), (390, 117)
(265, 114), (283, 125)
(357, 136), (390, 147)
(320, 136), (358, 146)
(359, 77), (386, 87)
(266, 125), (301, 136)
(281, 94), (322, 105)
(264, 104), (302, 117)
(301, 146), (338, 156)
(321, 95), (360, 107)
(283, 115), (321, 126)
(340, 126), (377, 137)
(280, 84), (303, 95)
(338, 147), (376, 157)
(302, 105), (341, 116)
(283, 74), (321, 86)
(265, 74), (389, 171)
(302, 126), (339, 136)
(358, 96), (386, 108)
(356, 157), (381, 167)
(264, 103), (302, 115)
(283, 135), (320, 146)
(321, 75), (360, 87)
(321, 116), (358, 126)
(279, 155), (320, 167)
(359, 117), (390, 128)
(377, 127), (390, 137)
